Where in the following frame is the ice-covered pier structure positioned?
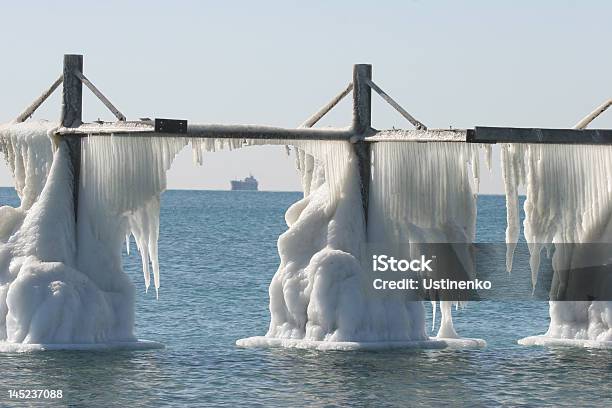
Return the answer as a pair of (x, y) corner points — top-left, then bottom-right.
(0, 54), (610, 350)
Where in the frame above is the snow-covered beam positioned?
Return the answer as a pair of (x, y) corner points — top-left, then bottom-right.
(365, 129), (467, 142)
(56, 122), (355, 140)
(57, 122), (612, 146)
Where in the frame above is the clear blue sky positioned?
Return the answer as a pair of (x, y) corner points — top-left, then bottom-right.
(1, 1), (610, 193)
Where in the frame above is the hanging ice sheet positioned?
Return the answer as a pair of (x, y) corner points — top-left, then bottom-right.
(368, 141), (481, 339)
(502, 143), (612, 344)
(80, 135), (187, 297)
(0, 121), (54, 211)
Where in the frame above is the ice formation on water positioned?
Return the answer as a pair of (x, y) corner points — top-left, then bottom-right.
(238, 137), (486, 349)
(0, 124), (122, 345)
(502, 143), (612, 346)
(1, 120), (486, 350)
(0, 122), (182, 348)
(238, 140), (379, 347)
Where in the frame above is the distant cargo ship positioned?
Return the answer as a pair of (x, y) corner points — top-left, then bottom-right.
(230, 174), (259, 191)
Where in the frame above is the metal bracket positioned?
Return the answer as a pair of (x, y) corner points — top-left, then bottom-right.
(154, 118), (188, 133)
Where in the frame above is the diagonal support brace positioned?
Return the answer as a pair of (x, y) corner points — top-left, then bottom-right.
(573, 99), (612, 129)
(14, 75), (63, 123)
(74, 71), (126, 121)
(300, 82), (353, 128)
(366, 78), (427, 130)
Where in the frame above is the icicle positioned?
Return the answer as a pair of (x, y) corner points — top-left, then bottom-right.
(431, 300), (437, 332)
(437, 301), (459, 339)
(482, 144), (492, 171)
(500, 144), (523, 272)
(125, 234), (130, 255)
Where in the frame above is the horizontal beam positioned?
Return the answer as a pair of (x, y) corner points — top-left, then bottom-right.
(365, 129), (467, 142)
(185, 124), (354, 140)
(56, 121), (355, 141)
(57, 120), (154, 134)
(469, 126), (612, 144)
(56, 121), (612, 145)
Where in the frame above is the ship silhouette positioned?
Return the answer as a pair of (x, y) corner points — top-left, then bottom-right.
(230, 174), (259, 191)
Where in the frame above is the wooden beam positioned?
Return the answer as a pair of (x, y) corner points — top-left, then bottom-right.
(75, 71), (126, 121)
(60, 54), (83, 222)
(185, 124), (354, 140)
(57, 121), (612, 146)
(469, 126), (612, 144)
(300, 82), (353, 128)
(14, 75), (63, 123)
(56, 122), (355, 140)
(366, 78), (427, 130)
(352, 64), (372, 223)
(573, 99), (612, 129)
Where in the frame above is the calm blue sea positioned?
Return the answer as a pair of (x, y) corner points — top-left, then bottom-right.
(0, 188), (609, 407)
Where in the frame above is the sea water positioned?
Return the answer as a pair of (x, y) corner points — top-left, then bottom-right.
(0, 188), (609, 407)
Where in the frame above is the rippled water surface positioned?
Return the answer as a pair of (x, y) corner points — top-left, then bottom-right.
(0, 189), (609, 407)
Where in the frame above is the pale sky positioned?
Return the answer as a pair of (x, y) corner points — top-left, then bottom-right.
(0, 1), (610, 193)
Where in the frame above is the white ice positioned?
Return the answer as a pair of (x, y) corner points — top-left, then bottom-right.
(0, 122), (487, 350)
(0, 123), (183, 347)
(502, 143), (612, 347)
(368, 141), (482, 342)
(239, 138), (486, 349)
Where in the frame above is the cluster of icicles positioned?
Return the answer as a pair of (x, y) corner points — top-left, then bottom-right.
(502, 144), (612, 343)
(0, 120), (609, 347)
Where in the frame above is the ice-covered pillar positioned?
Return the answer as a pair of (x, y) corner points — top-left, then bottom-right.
(60, 54), (83, 221)
(352, 64), (372, 223)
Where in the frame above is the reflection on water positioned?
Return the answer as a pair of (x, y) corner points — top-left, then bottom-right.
(0, 190), (609, 407)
